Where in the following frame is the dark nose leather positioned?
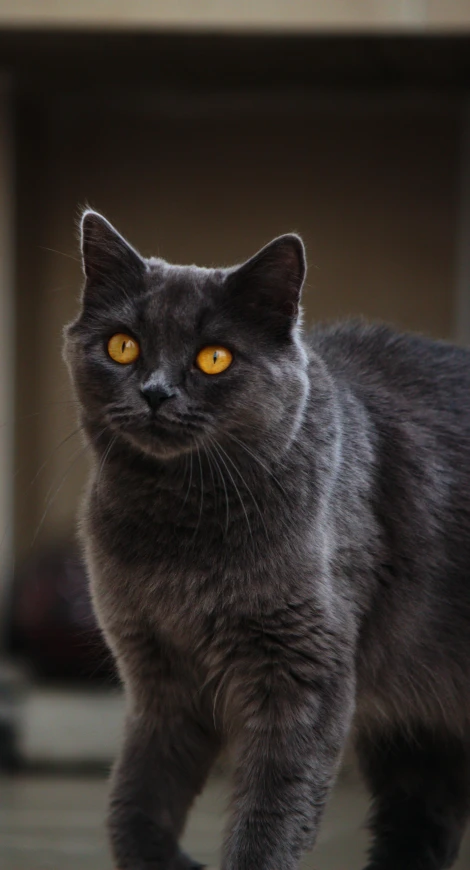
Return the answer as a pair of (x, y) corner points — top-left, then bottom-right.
(140, 383), (175, 411)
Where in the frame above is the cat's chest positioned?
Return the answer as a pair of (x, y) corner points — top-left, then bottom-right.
(87, 468), (299, 579)
(90, 537), (287, 672)
(84, 466), (317, 655)
(85, 505), (319, 675)
(87, 498), (294, 623)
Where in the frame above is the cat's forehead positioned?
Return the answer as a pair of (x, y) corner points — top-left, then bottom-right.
(142, 259), (225, 324)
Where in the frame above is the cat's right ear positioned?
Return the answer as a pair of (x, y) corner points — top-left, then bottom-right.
(80, 210), (145, 296)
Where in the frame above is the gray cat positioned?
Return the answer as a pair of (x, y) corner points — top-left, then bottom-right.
(64, 210), (470, 870)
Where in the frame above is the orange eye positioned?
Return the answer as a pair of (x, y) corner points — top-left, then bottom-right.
(196, 346), (233, 375)
(108, 333), (140, 365)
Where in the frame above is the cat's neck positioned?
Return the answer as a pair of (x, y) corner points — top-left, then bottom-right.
(87, 424), (303, 532)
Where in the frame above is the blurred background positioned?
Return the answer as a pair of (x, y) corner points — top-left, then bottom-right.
(1, 1), (470, 868)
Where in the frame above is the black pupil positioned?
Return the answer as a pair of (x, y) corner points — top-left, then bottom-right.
(213, 351), (218, 364)
(122, 341), (127, 354)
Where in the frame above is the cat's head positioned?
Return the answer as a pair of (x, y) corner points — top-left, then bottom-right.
(64, 211), (309, 461)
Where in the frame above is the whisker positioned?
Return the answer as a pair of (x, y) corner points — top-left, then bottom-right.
(206, 443), (229, 536)
(178, 448), (193, 518)
(46, 399), (82, 407)
(224, 431), (290, 500)
(31, 428), (108, 546)
(96, 433), (119, 500)
(211, 662), (236, 730)
(204, 443), (217, 510)
(211, 440), (253, 545)
(30, 426), (83, 487)
(215, 440), (269, 540)
(39, 245), (81, 263)
(192, 445), (204, 541)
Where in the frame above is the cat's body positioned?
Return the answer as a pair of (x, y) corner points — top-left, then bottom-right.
(65, 212), (470, 870)
(316, 323), (470, 735)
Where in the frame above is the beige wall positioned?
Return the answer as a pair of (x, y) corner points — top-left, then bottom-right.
(2, 1), (470, 32)
(14, 97), (459, 560)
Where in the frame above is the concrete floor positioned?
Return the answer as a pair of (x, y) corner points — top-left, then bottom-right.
(1, 769), (470, 870)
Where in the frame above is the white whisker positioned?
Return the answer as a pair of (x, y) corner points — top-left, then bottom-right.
(211, 440), (254, 545)
(224, 431), (290, 500)
(30, 426), (83, 487)
(32, 426), (109, 546)
(96, 433), (119, 500)
(178, 449), (193, 517)
(206, 442), (230, 536)
(193, 445), (204, 540)
(214, 440), (269, 540)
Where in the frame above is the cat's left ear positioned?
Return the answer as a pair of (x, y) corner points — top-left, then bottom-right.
(230, 234), (306, 329)
(80, 210), (145, 290)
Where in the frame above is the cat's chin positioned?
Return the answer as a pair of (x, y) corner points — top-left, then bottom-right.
(122, 428), (197, 461)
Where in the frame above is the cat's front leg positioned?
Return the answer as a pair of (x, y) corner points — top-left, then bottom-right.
(221, 647), (355, 870)
(107, 634), (220, 870)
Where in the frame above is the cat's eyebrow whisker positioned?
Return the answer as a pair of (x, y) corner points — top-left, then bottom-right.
(39, 245), (81, 263)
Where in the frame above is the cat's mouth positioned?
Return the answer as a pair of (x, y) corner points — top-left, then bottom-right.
(106, 410), (206, 458)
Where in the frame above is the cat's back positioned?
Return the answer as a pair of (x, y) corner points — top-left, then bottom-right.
(309, 319), (470, 426)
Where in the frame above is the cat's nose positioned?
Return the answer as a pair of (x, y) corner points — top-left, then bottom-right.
(140, 382), (175, 412)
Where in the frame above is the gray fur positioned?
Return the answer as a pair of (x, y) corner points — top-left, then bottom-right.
(64, 210), (470, 870)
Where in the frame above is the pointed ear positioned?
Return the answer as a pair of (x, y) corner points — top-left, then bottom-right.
(230, 234), (306, 331)
(80, 210), (145, 292)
